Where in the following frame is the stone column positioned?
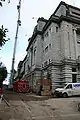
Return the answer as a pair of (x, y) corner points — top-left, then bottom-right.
(51, 66), (61, 90)
(73, 29), (78, 59)
(62, 65), (72, 83)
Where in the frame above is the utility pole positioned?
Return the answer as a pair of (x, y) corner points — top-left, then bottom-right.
(9, 0), (22, 88)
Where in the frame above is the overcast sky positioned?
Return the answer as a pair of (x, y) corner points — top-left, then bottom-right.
(0, 0), (80, 73)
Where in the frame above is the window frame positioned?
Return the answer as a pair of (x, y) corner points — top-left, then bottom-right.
(56, 26), (58, 33)
(45, 46), (48, 54)
(66, 84), (72, 89)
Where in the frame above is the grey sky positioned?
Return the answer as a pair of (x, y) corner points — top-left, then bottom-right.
(0, 0), (79, 73)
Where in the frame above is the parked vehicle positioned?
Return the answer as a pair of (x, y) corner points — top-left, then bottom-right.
(54, 83), (80, 97)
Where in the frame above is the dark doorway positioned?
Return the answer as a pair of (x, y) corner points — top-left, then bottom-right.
(72, 74), (77, 83)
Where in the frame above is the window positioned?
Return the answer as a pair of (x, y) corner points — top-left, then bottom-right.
(49, 59), (50, 63)
(44, 61), (47, 67)
(34, 48), (36, 55)
(78, 56), (80, 60)
(45, 31), (49, 37)
(31, 47), (33, 66)
(72, 68), (76, 72)
(68, 32), (70, 40)
(49, 44), (51, 49)
(45, 46), (48, 53)
(42, 36), (44, 41)
(66, 84), (72, 89)
(34, 48), (36, 62)
(34, 39), (36, 44)
(76, 33), (80, 43)
(56, 27), (58, 32)
(27, 52), (30, 58)
(72, 29), (74, 40)
(42, 64), (43, 68)
(72, 74), (77, 83)
(49, 27), (53, 34)
(49, 28), (51, 32)
(76, 28), (80, 43)
(72, 29), (74, 34)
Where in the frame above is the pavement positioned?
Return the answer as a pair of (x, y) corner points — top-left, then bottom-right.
(0, 89), (80, 120)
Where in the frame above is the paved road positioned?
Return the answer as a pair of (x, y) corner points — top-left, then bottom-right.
(0, 90), (80, 120)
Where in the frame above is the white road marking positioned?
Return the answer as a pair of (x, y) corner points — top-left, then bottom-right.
(21, 101), (31, 113)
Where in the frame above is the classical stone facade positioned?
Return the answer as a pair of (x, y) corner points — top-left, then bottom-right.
(15, 1), (80, 91)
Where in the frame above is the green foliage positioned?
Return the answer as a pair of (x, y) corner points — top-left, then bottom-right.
(0, 0), (5, 7)
(0, 0), (10, 7)
(0, 25), (9, 47)
(0, 2), (2, 6)
(0, 66), (7, 84)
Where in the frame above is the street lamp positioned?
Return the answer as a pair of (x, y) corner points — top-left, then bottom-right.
(9, 0), (22, 88)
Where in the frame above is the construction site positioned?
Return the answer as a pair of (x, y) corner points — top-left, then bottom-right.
(1, 0), (80, 120)
(0, 85), (80, 120)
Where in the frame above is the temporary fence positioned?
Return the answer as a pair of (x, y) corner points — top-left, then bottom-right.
(13, 80), (30, 93)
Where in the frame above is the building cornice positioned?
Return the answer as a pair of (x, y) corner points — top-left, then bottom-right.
(26, 16), (60, 51)
(42, 15), (59, 32)
(26, 1), (80, 52)
(68, 4), (80, 12)
(53, 1), (66, 15)
(59, 15), (80, 25)
(26, 14), (80, 51)
(53, 1), (80, 15)
(37, 17), (47, 23)
(26, 31), (42, 51)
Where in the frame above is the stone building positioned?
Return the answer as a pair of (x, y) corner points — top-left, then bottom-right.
(15, 1), (80, 91)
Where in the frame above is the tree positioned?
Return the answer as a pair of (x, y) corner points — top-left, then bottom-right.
(0, 0), (10, 7)
(0, 0), (5, 7)
(0, 0), (10, 48)
(0, 66), (7, 88)
(0, 25), (9, 48)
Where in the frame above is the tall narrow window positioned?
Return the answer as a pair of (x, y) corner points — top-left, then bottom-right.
(31, 47), (33, 66)
(45, 31), (49, 37)
(72, 67), (76, 72)
(56, 27), (58, 32)
(34, 39), (36, 44)
(49, 28), (51, 32)
(49, 44), (51, 49)
(44, 61), (47, 67)
(72, 74), (77, 83)
(45, 46), (48, 53)
(68, 32), (71, 57)
(42, 64), (43, 68)
(34, 48), (36, 63)
(49, 59), (50, 63)
(68, 32), (70, 40)
(49, 27), (53, 33)
(76, 32), (80, 43)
